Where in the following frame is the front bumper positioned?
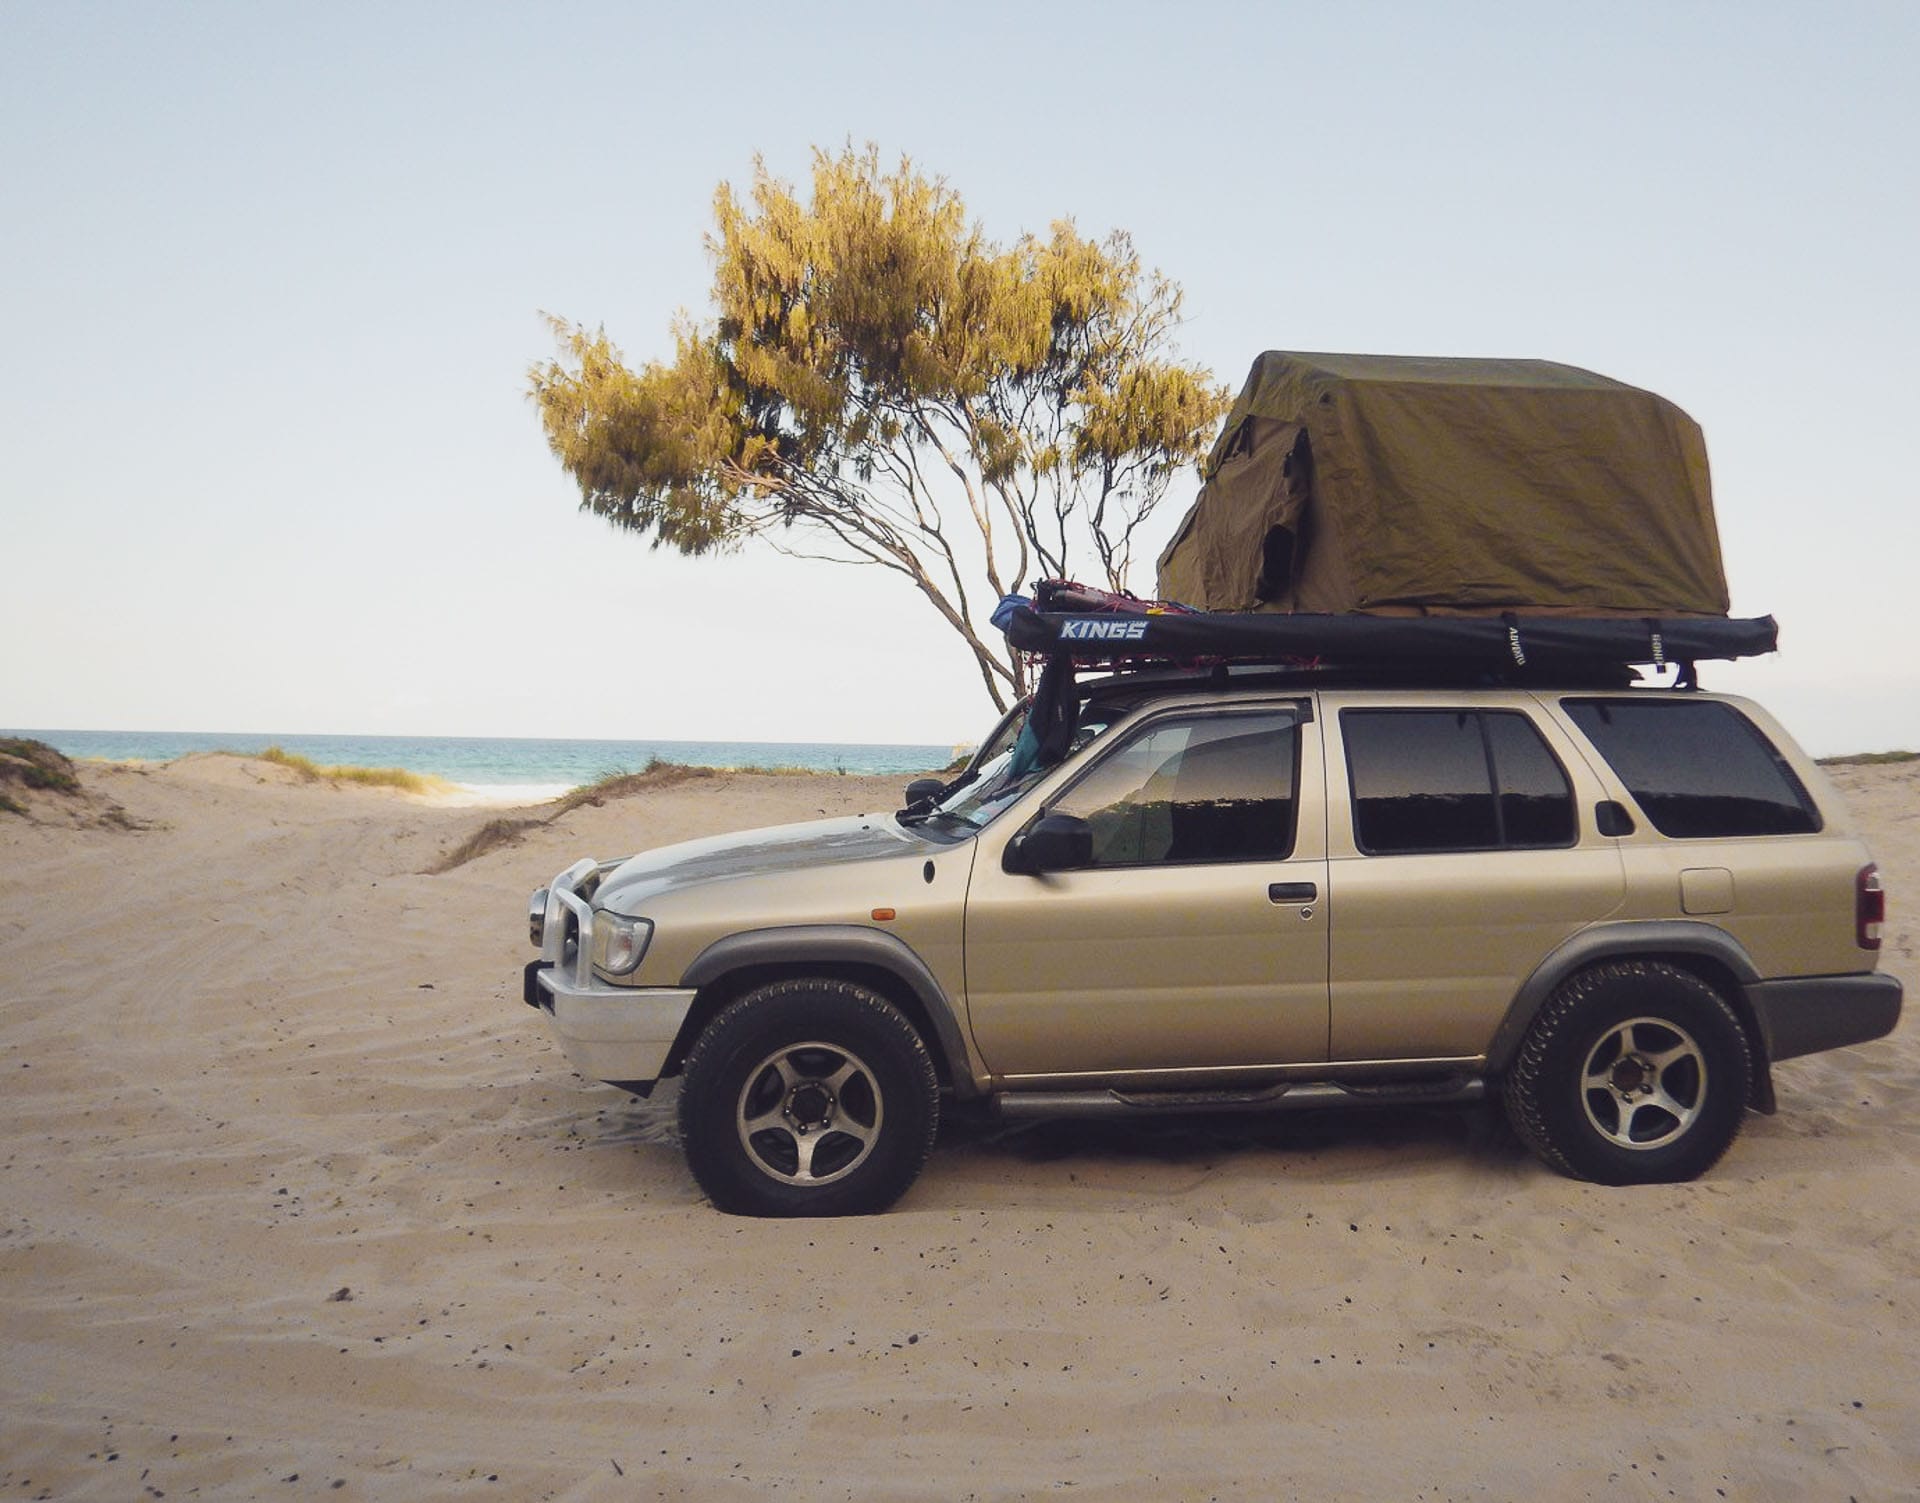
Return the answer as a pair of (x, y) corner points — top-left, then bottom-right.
(524, 959), (696, 1089)
(523, 857), (695, 1090)
(1747, 971), (1903, 1062)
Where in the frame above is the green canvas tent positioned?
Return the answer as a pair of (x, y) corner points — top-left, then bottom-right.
(1156, 352), (1730, 617)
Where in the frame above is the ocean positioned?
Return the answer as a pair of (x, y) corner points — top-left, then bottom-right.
(8, 728), (957, 802)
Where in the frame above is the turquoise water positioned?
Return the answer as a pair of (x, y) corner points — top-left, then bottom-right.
(7, 728), (954, 793)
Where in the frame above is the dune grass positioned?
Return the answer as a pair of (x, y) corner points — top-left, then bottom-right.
(426, 816), (547, 874)
(1, 737), (81, 815)
(430, 755), (934, 873)
(255, 745), (450, 795)
(431, 755), (912, 872)
(1817, 749), (1918, 766)
(545, 757), (718, 817)
(1, 737), (148, 826)
(427, 760), (717, 872)
(1, 737), (82, 794)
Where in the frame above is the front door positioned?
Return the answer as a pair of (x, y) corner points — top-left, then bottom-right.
(962, 702), (1329, 1081)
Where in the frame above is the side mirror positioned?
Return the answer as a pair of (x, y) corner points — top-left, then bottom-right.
(903, 777), (948, 809)
(1004, 812), (1093, 875)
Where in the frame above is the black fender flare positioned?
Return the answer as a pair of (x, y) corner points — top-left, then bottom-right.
(1486, 921), (1764, 1076)
(678, 925), (986, 1098)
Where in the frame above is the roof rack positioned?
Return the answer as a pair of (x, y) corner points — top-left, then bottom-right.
(1068, 659), (1647, 695)
(990, 583), (1778, 777)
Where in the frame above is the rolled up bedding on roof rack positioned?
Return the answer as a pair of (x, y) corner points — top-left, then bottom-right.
(1002, 605), (1778, 669)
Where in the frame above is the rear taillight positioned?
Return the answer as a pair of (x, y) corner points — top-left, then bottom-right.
(1857, 863), (1885, 950)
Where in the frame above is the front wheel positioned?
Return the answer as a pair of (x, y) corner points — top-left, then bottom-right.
(1504, 960), (1752, 1185)
(678, 978), (939, 1216)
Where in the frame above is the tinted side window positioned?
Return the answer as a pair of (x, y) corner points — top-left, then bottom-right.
(1050, 709), (1299, 867)
(1487, 712), (1577, 846)
(1344, 710), (1497, 853)
(1562, 699), (1820, 838)
(1343, 709), (1576, 854)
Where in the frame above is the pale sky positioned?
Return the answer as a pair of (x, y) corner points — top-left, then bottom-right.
(4, 1), (1916, 754)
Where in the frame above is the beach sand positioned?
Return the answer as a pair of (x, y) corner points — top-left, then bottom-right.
(2, 754), (1915, 1499)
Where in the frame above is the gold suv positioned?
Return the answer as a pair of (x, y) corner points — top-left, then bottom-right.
(522, 672), (1900, 1217)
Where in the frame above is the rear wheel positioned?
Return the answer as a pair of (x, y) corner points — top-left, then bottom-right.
(678, 977), (939, 1217)
(1505, 960), (1751, 1185)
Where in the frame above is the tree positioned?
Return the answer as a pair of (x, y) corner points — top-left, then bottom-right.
(529, 144), (1229, 712)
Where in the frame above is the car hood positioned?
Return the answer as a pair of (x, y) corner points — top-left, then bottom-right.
(594, 813), (925, 914)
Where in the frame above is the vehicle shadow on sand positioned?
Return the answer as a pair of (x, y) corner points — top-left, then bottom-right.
(576, 1083), (1538, 1204)
(936, 1098), (1532, 1177)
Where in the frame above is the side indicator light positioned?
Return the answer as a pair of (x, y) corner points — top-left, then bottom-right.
(871, 907), (897, 922)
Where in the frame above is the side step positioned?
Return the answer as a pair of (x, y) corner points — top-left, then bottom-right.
(993, 1076), (1487, 1120)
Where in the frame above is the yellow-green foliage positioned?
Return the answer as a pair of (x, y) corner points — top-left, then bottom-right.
(1819, 749), (1919, 766)
(255, 745), (447, 795)
(529, 143), (1229, 714)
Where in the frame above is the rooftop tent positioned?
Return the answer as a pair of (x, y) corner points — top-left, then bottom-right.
(1156, 352), (1731, 617)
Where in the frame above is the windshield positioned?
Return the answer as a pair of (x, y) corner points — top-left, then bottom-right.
(970, 701), (1028, 769)
(928, 705), (1118, 829)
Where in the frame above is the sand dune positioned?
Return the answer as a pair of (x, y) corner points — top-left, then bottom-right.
(2, 755), (1914, 1499)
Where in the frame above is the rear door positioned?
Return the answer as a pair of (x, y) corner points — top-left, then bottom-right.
(1321, 695), (1626, 1062)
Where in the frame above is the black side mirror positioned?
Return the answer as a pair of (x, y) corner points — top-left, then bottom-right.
(1004, 812), (1093, 875)
(903, 777), (947, 808)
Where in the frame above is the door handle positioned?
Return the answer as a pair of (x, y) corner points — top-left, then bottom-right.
(1268, 882), (1318, 904)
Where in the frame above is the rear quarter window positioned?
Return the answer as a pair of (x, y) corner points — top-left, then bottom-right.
(1561, 698), (1820, 838)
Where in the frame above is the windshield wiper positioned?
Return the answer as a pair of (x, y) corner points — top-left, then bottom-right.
(897, 807), (975, 832)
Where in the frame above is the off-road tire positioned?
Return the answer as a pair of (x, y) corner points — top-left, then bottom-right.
(678, 978), (939, 1217)
(1504, 959), (1751, 1185)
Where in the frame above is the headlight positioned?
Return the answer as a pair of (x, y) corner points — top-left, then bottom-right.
(594, 913), (654, 976)
(528, 888), (550, 948)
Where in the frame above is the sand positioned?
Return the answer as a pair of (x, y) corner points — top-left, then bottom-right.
(1, 753), (1915, 1500)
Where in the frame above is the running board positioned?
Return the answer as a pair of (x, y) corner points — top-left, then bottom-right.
(992, 1077), (1486, 1120)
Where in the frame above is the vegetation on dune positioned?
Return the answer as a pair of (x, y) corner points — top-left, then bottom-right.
(546, 758), (718, 817)
(1, 737), (82, 815)
(427, 760), (718, 873)
(0, 737), (145, 827)
(1817, 749), (1919, 766)
(253, 745), (450, 795)
(1, 737), (82, 793)
(429, 756), (932, 874)
(427, 816), (547, 874)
